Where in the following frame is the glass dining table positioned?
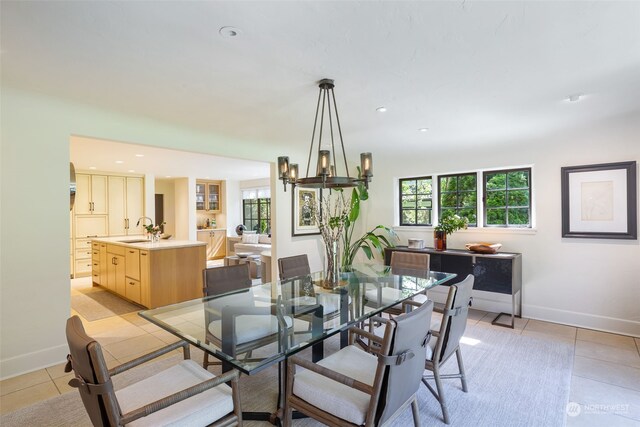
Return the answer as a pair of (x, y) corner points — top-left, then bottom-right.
(139, 263), (456, 422)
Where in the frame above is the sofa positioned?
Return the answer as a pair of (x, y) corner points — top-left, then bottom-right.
(233, 233), (271, 256)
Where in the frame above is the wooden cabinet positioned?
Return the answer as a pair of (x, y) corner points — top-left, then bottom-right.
(197, 229), (226, 260)
(108, 176), (145, 236)
(75, 174), (107, 215)
(196, 180), (221, 212)
(92, 240), (205, 308)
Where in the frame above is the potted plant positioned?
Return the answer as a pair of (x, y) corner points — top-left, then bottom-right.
(434, 213), (468, 251)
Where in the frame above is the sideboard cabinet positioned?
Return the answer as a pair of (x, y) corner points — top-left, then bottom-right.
(384, 246), (522, 328)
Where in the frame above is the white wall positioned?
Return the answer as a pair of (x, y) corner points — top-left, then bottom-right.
(225, 179), (242, 236)
(0, 86), (312, 379)
(362, 112), (640, 336)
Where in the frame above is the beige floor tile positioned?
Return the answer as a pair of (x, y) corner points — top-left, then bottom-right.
(522, 329), (576, 345)
(151, 329), (181, 344)
(0, 381), (59, 415)
(52, 373), (76, 394)
(83, 316), (131, 336)
(566, 411), (640, 427)
(577, 329), (637, 351)
(104, 334), (166, 360)
(576, 340), (640, 369)
(116, 348), (182, 364)
(121, 312), (148, 326)
(45, 362), (71, 380)
(570, 375), (640, 421)
(139, 322), (164, 333)
(574, 355), (640, 392)
(467, 308), (488, 322)
(0, 369), (51, 396)
(93, 323), (147, 346)
(636, 338), (640, 355)
(524, 319), (577, 339)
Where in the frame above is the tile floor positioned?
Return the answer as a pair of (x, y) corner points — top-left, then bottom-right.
(1, 277), (639, 426)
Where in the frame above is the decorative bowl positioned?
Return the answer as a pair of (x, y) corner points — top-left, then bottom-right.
(236, 252), (252, 258)
(465, 242), (502, 254)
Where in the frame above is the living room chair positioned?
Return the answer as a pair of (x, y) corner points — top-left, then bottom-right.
(203, 264), (293, 370)
(283, 300), (434, 427)
(421, 274), (474, 424)
(65, 315), (242, 427)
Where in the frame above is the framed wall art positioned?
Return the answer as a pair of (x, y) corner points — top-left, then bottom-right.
(561, 161), (637, 239)
(292, 187), (321, 236)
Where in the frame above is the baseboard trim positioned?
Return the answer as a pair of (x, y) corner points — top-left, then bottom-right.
(0, 343), (68, 381)
(427, 287), (638, 337)
(523, 304), (640, 338)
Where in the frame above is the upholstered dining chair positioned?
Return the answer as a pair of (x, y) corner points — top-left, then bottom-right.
(278, 254), (346, 328)
(365, 251), (431, 316)
(65, 315), (242, 427)
(283, 300), (434, 427)
(202, 264), (293, 370)
(420, 274), (474, 425)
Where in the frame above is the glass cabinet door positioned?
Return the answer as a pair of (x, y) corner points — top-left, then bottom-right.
(207, 183), (220, 211)
(196, 183), (206, 210)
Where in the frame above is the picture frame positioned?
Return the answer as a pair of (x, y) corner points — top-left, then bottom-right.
(292, 187), (322, 236)
(561, 161), (637, 239)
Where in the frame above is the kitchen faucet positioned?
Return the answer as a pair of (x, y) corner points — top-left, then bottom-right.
(136, 216), (153, 227)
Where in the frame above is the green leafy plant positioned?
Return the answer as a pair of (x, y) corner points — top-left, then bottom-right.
(144, 222), (166, 235)
(340, 171), (397, 269)
(434, 213), (468, 235)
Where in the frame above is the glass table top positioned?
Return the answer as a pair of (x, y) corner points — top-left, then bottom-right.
(139, 263), (456, 374)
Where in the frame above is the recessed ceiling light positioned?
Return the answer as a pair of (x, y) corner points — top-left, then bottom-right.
(135, 154), (144, 157)
(128, 169), (135, 173)
(376, 106), (387, 113)
(205, 176), (210, 179)
(419, 128), (429, 132)
(565, 94), (582, 102)
(88, 166), (97, 170)
(219, 26), (242, 38)
(115, 160), (124, 164)
(165, 175), (172, 178)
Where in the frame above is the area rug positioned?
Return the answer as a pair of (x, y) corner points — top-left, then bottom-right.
(71, 290), (141, 321)
(1, 324), (574, 427)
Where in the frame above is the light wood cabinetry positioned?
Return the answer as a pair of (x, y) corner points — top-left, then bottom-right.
(75, 174), (108, 215)
(92, 240), (205, 308)
(197, 229), (226, 260)
(195, 180), (222, 212)
(108, 176), (145, 236)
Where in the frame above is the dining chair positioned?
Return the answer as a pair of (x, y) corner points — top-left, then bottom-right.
(283, 300), (434, 427)
(65, 315), (242, 427)
(365, 251), (431, 316)
(203, 264), (293, 370)
(421, 274), (474, 424)
(278, 254), (346, 328)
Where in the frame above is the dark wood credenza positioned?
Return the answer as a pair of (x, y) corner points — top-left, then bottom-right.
(384, 246), (522, 328)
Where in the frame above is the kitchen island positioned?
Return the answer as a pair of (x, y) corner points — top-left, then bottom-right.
(91, 236), (206, 308)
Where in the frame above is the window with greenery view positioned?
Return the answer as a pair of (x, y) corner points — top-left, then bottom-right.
(243, 198), (271, 233)
(438, 173), (477, 226)
(484, 168), (531, 227)
(399, 177), (433, 225)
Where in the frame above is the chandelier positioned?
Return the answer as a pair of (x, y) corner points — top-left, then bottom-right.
(278, 79), (373, 191)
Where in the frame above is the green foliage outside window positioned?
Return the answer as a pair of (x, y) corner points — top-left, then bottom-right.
(399, 177), (432, 225)
(438, 173), (477, 226)
(484, 169), (531, 227)
(243, 198), (271, 233)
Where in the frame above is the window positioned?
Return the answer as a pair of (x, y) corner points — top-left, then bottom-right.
(483, 168), (531, 227)
(242, 187), (271, 233)
(438, 173), (477, 226)
(399, 177), (433, 226)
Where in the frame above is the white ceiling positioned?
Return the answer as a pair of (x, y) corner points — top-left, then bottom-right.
(2, 1), (640, 155)
(70, 136), (270, 180)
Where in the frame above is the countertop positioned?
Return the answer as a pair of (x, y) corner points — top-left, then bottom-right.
(196, 228), (226, 232)
(92, 235), (206, 250)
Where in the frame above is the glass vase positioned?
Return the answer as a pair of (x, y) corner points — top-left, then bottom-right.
(434, 231), (447, 251)
(324, 240), (340, 288)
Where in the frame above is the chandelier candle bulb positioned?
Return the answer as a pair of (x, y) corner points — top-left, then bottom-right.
(317, 150), (331, 176)
(289, 163), (298, 181)
(278, 157), (289, 180)
(361, 152), (373, 177)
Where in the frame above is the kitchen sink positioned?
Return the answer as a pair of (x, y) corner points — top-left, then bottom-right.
(118, 239), (150, 243)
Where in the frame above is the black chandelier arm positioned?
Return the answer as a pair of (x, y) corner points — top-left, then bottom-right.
(327, 88), (337, 176)
(306, 87), (323, 178)
(331, 87), (350, 178)
(317, 87), (327, 175)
